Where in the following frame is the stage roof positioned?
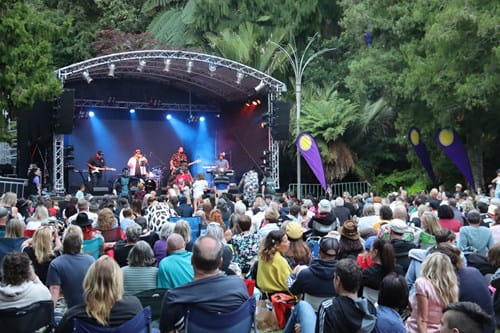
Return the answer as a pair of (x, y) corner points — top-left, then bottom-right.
(56, 50), (287, 102)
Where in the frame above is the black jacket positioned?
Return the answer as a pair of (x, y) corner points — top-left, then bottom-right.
(390, 239), (416, 273)
(289, 259), (337, 298)
(308, 213), (338, 237)
(361, 263), (404, 290)
(317, 296), (376, 333)
(334, 206), (351, 226)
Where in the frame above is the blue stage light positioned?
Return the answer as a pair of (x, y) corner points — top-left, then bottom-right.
(199, 116), (205, 122)
(166, 114), (172, 120)
(129, 108), (136, 114)
(88, 111), (95, 118)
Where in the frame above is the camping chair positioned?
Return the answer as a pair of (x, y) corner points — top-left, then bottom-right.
(362, 287), (379, 305)
(98, 227), (123, 242)
(0, 300), (54, 333)
(73, 306), (154, 333)
(135, 288), (167, 322)
(184, 297), (256, 333)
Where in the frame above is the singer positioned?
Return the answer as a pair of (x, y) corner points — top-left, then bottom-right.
(127, 148), (149, 178)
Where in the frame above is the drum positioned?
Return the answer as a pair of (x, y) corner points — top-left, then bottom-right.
(145, 178), (157, 192)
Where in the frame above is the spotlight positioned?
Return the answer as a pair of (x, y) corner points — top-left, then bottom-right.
(254, 81), (266, 92)
(129, 108), (136, 114)
(166, 114), (172, 120)
(199, 116), (205, 122)
(208, 63), (217, 76)
(187, 61), (193, 73)
(256, 99), (261, 105)
(245, 101), (251, 107)
(163, 59), (171, 72)
(108, 63), (116, 77)
(252, 100), (258, 106)
(137, 59), (146, 72)
(216, 114), (221, 118)
(260, 122), (269, 129)
(82, 71), (92, 84)
(88, 111), (95, 118)
(236, 72), (244, 85)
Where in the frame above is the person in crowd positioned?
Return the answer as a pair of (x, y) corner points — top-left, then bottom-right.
(192, 173), (208, 212)
(0, 206), (8, 237)
(134, 216), (159, 248)
(73, 212), (104, 259)
(208, 209), (225, 230)
(283, 221), (311, 267)
(205, 222), (235, 275)
(374, 273), (409, 333)
(239, 167), (259, 206)
(5, 218), (25, 238)
(373, 205), (393, 230)
(55, 256), (143, 333)
(362, 238), (403, 300)
(228, 200), (247, 234)
(176, 196), (193, 217)
(309, 199), (338, 236)
(333, 197), (351, 227)
(159, 235), (248, 333)
(0, 192), (19, 220)
(95, 207), (118, 231)
(317, 258), (377, 333)
(0, 251), (51, 309)
(119, 208), (137, 232)
(438, 204), (462, 232)
(458, 210), (494, 256)
(153, 222), (176, 264)
(448, 198), (465, 225)
(46, 225), (95, 309)
(392, 204), (408, 222)
(433, 243), (496, 332)
(406, 252), (459, 333)
(157, 233), (193, 289)
(173, 220), (193, 251)
(491, 207), (500, 244)
(257, 207), (280, 237)
(488, 243), (500, 330)
(389, 219), (416, 273)
(338, 220), (364, 260)
(231, 215), (260, 275)
(122, 241), (158, 296)
(416, 211), (442, 249)
(23, 226), (62, 284)
(357, 204), (379, 232)
(26, 205), (49, 230)
(441, 301), (492, 333)
(131, 199), (143, 217)
(299, 205), (312, 228)
(257, 230), (292, 294)
(67, 199), (98, 224)
(114, 224), (142, 267)
(288, 236), (339, 312)
(478, 201), (494, 226)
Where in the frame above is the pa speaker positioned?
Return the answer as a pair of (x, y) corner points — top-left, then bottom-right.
(54, 89), (75, 134)
(271, 101), (291, 140)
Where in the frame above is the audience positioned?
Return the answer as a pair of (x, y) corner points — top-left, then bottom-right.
(374, 273), (409, 333)
(308, 199), (337, 236)
(157, 233), (193, 289)
(441, 301), (492, 333)
(23, 226), (62, 284)
(231, 214), (260, 274)
(122, 241), (158, 295)
(114, 224), (142, 267)
(459, 210), (494, 255)
(153, 222), (176, 263)
(283, 221), (311, 267)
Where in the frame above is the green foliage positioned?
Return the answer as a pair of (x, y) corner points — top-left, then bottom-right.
(372, 169), (429, 196)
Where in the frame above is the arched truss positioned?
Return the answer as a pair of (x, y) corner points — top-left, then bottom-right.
(56, 50), (287, 102)
(52, 50), (285, 194)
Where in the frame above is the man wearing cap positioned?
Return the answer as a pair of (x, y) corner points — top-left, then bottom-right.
(87, 150), (107, 189)
(309, 199), (338, 237)
(0, 207), (8, 237)
(389, 219), (416, 273)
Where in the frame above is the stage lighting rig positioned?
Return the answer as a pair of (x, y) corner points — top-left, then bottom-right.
(82, 71), (92, 84)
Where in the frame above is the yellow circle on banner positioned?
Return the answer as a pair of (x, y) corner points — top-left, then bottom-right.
(439, 129), (454, 146)
(410, 129), (420, 145)
(299, 135), (312, 151)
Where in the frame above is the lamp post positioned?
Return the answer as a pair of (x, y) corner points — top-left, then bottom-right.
(270, 34), (334, 199)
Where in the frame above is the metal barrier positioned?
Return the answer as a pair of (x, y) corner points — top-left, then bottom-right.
(288, 181), (371, 198)
(0, 176), (28, 198)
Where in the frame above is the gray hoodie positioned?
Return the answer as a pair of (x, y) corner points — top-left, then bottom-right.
(0, 277), (51, 309)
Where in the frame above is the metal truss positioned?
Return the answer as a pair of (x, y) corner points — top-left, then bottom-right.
(56, 50), (287, 101)
(268, 93), (280, 190)
(74, 99), (220, 112)
(53, 134), (65, 194)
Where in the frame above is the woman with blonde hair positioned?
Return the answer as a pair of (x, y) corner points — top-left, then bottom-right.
(417, 211), (442, 249)
(96, 208), (118, 230)
(56, 256), (143, 333)
(23, 226), (61, 284)
(0, 192), (18, 218)
(406, 252), (459, 333)
(26, 205), (49, 230)
(5, 218), (25, 238)
(174, 220), (193, 251)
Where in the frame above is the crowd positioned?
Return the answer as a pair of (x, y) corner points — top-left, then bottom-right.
(0, 181), (499, 333)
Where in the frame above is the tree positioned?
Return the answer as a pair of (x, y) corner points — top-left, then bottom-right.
(0, 1), (62, 126)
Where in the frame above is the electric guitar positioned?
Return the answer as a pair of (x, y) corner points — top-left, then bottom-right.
(170, 159), (201, 175)
(90, 167), (116, 175)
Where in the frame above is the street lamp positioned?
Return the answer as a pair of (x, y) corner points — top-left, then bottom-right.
(270, 34), (335, 199)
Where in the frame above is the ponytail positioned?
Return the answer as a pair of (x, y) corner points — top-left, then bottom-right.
(372, 238), (395, 274)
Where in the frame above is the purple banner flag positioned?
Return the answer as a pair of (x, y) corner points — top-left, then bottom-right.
(436, 129), (475, 189)
(408, 127), (436, 184)
(296, 133), (327, 191)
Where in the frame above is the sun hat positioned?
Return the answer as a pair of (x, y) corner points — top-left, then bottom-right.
(340, 220), (360, 240)
(285, 222), (303, 240)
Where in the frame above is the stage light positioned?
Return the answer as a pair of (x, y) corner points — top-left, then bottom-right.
(163, 59), (171, 72)
(256, 99), (261, 105)
(254, 81), (266, 92)
(216, 114), (221, 118)
(245, 101), (251, 107)
(208, 63), (217, 74)
(82, 71), (92, 84)
(252, 100), (258, 106)
(88, 111), (95, 118)
(108, 63), (116, 77)
(236, 72), (244, 85)
(187, 61), (193, 73)
(260, 121), (269, 129)
(137, 59), (146, 72)
(166, 114), (172, 120)
(129, 108), (135, 114)
(199, 116), (205, 122)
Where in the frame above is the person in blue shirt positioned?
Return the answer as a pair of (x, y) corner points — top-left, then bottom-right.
(374, 273), (408, 333)
(157, 233), (193, 288)
(458, 210), (494, 256)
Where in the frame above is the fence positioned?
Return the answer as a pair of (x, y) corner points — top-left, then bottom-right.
(287, 181), (371, 198)
(0, 176), (27, 198)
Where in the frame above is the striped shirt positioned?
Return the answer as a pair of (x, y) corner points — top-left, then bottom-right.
(122, 266), (158, 296)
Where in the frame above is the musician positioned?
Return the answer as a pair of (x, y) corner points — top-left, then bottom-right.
(87, 150), (106, 188)
(215, 152), (230, 171)
(127, 149), (149, 178)
(169, 146), (189, 172)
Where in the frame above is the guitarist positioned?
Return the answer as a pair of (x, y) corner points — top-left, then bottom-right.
(169, 146), (189, 173)
(87, 150), (109, 188)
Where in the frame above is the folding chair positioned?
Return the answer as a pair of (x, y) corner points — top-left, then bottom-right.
(73, 306), (154, 333)
(134, 288), (167, 322)
(0, 300), (54, 333)
(184, 297), (256, 333)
